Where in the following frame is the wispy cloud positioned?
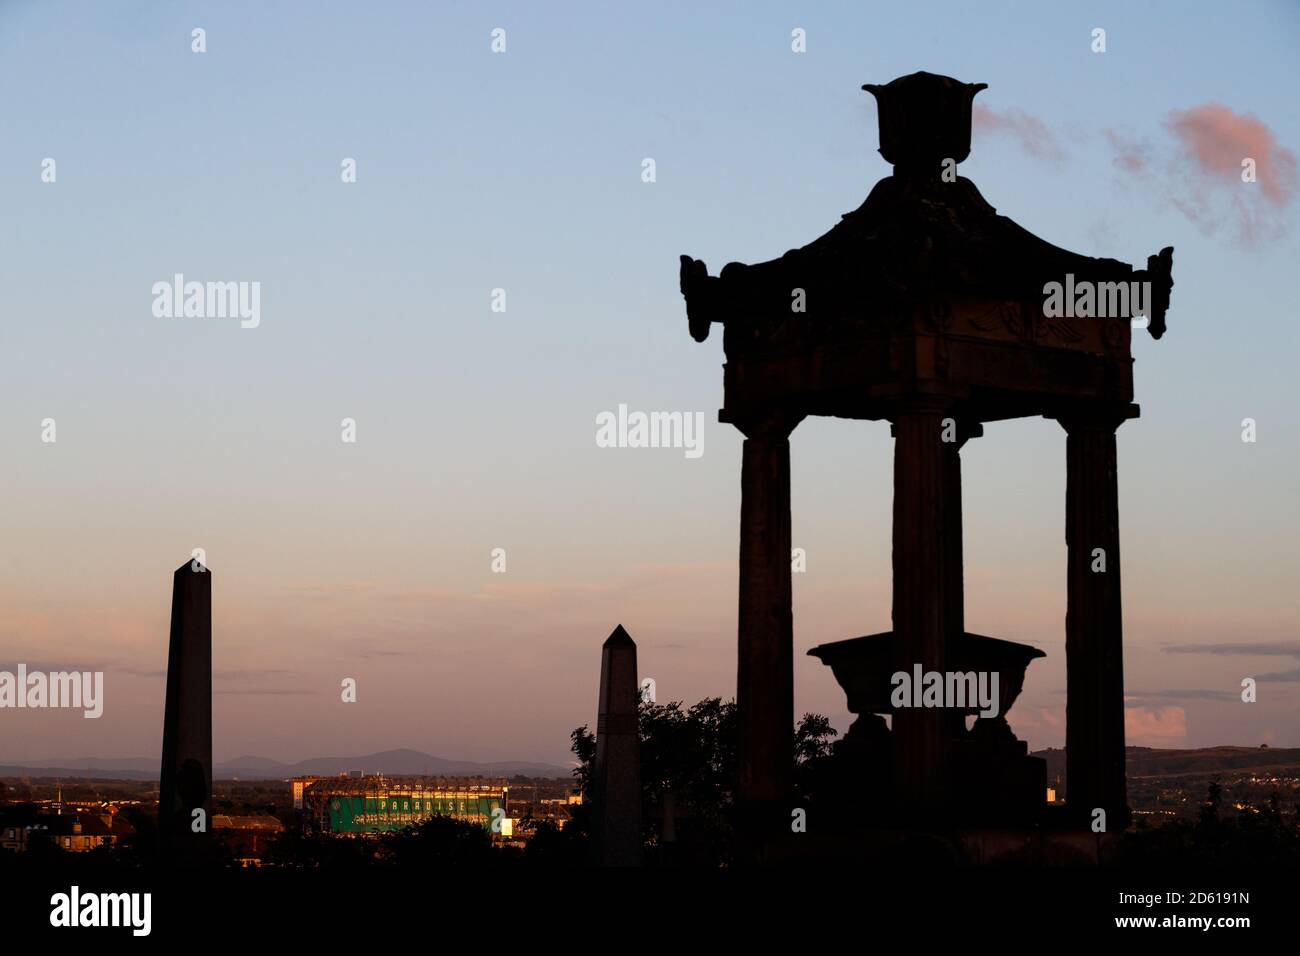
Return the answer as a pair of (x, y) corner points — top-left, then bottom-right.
(1255, 667), (1300, 683)
(1106, 103), (1297, 246)
(975, 98), (1297, 248)
(1164, 641), (1300, 656)
(972, 103), (1065, 162)
(1161, 641), (1300, 683)
(358, 648), (414, 659)
(1126, 688), (1236, 703)
(1167, 104), (1297, 206)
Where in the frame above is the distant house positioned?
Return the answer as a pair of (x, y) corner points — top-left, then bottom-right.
(212, 814), (284, 865)
(0, 806), (42, 852)
(5, 811), (136, 852)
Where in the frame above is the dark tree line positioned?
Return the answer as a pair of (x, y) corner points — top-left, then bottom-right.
(1119, 776), (1300, 866)
(568, 696), (837, 865)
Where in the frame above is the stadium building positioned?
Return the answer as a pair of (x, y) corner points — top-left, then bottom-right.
(300, 775), (510, 836)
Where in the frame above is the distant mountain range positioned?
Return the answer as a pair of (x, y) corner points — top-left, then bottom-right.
(6, 745), (1296, 784)
(1032, 745), (1300, 782)
(0, 748), (571, 781)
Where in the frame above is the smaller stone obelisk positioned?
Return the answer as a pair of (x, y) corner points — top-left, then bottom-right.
(158, 557), (213, 854)
(591, 624), (642, 866)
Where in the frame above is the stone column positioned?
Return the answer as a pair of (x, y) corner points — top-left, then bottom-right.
(890, 403), (953, 816)
(943, 420), (982, 648)
(734, 411), (804, 826)
(942, 420), (981, 742)
(592, 624), (642, 866)
(1058, 411), (1130, 830)
(159, 557), (213, 853)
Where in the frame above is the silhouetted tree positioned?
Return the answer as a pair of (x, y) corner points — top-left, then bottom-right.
(379, 814), (497, 867)
(571, 697), (834, 865)
(1199, 777), (1222, 828)
(522, 819), (585, 865)
(794, 713), (838, 764)
(1121, 777), (1300, 866)
(570, 725), (596, 800)
(264, 828), (375, 869)
(792, 712), (839, 812)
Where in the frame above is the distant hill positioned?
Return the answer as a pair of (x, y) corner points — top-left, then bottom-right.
(1124, 745), (1300, 778)
(1, 756), (162, 773)
(0, 764), (159, 781)
(264, 748), (570, 779)
(0, 748), (571, 781)
(9, 745), (1292, 784)
(1031, 745), (1300, 783)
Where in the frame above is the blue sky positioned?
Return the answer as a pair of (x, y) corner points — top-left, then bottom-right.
(1, 1), (1297, 764)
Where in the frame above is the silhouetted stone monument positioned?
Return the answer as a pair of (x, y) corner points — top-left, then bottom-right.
(591, 624), (642, 866)
(159, 557), (213, 853)
(679, 72), (1173, 842)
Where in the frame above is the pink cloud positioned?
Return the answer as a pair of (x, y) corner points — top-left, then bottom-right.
(1103, 129), (1149, 174)
(1105, 103), (1297, 247)
(1166, 103), (1297, 206)
(972, 104), (1065, 162)
(1124, 704), (1187, 745)
(976, 99), (1296, 247)
(1005, 706), (1065, 751)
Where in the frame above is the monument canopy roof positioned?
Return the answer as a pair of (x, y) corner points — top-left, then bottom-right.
(680, 72), (1173, 355)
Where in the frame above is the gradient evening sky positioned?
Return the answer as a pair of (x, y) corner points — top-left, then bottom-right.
(1, 1), (1297, 767)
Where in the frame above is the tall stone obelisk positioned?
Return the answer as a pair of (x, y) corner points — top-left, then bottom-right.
(591, 624), (642, 866)
(158, 557), (212, 853)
